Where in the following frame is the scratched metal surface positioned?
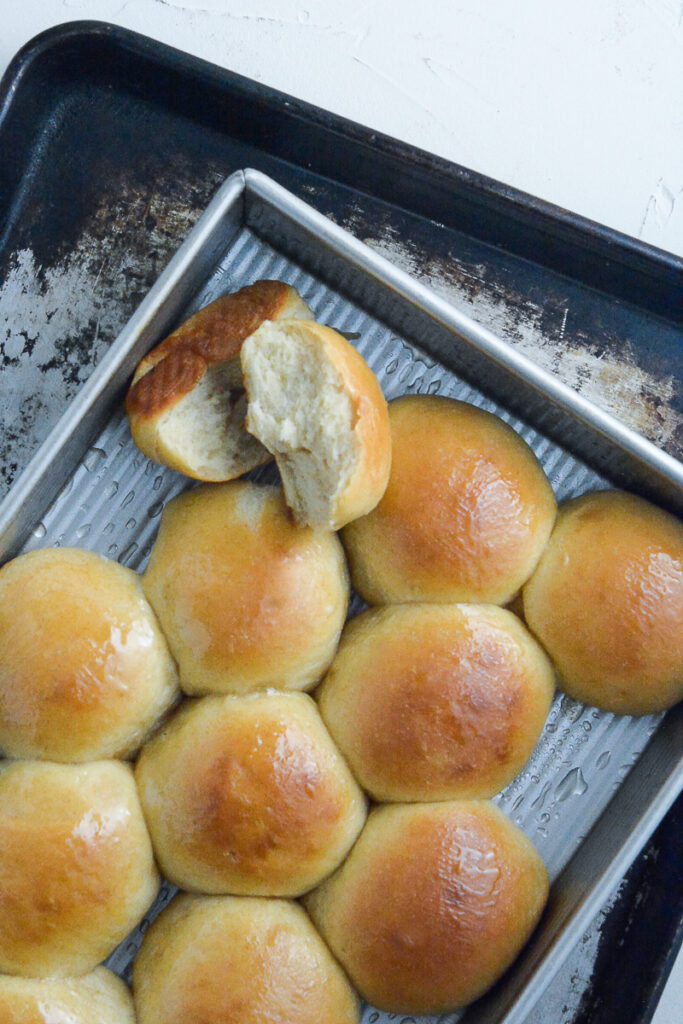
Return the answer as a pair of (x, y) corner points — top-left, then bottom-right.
(0, 24), (681, 1024)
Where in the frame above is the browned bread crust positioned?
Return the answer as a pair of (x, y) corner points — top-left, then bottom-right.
(316, 603), (555, 801)
(132, 894), (360, 1024)
(126, 280), (303, 418)
(0, 760), (158, 978)
(135, 691), (366, 896)
(523, 489), (683, 714)
(342, 395), (556, 604)
(125, 281), (312, 480)
(0, 969), (136, 1023)
(305, 800), (548, 1014)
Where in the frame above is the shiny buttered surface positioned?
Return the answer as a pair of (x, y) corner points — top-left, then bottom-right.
(0, 760), (158, 977)
(342, 395), (556, 605)
(0, 547), (179, 761)
(524, 489), (683, 715)
(316, 603), (555, 802)
(305, 800), (549, 1015)
(142, 481), (349, 695)
(0, 968), (136, 1024)
(132, 893), (360, 1024)
(135, 691), (366, 895)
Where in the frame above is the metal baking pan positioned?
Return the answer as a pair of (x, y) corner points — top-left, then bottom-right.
(0, 167), (680, 1024)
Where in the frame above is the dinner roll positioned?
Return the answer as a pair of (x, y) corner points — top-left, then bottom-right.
(342, 396), (556, 604)
(136, 691), (366, 895)
(125, 280), (312, 480)
(132, 893), (360, 1024)
(142, 481), (349, 695)
(0, 968), (135, 1023)
(0, 548), (179, 762)
(523, 489), (683, 715)
(305, 800), (548, 1014)
(0, 760), (158, 977)
(317, 604), (555, 802)
(242, 319), (391, 529)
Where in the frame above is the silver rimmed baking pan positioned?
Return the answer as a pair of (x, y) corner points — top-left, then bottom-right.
(0, 168), (681, 1024)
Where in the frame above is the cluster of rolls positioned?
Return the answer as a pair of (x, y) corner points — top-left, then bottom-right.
(1, 280), (681, 1023)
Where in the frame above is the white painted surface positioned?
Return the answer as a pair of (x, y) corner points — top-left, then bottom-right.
(0, 2), (681, 1021)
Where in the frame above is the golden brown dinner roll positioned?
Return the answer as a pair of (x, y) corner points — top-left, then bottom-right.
(136, 691), (366, 895)
(523, 489), (683, 715)
(342, 395), (556, 604)
(132, 893), (360, 1024)
(125, 280), (312, 481)
(305, 800), (548, 1014)
(0, 968), (135, 1023)
(0, 547), (179, 762)
(0, 760), (159, 977)
(242, 319), (391, 529)
(317, 603), (555, 802)
(142, 481), (349, 695)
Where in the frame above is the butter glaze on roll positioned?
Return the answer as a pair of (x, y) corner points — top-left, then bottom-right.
(141, 481), (349, 695)
(136, 691), (366, 895)
(0, 968), (135, 1023)
(0, 547), (179, 762)
(304, 800), (548, 1015)
(125, 280), (312, 481)
(0, 760), (158, 978)
(132, 893), (360, 1024)
(342, 396), (556, 605)
(316, 604), (555, 802)
(523, 489), (683, 715)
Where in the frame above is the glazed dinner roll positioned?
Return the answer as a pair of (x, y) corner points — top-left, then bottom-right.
(136, 691), (366, 895)
(0, 968), (135, 1023)
(132, 893), (360, 1024)
(141, 481), (349, 695)
(317, 603), (555, 802)
(523, 489), (683, 716)
(342, 395), (556, 604)
(0, 759), (158, 978)
(305, 800), (548, 1015)
(242, 319), (391, 529)
(0, 547), (179, 762)
(125, 279), (312, 480)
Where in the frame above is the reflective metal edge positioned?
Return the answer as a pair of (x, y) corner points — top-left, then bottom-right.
(0, 170), (247, 561)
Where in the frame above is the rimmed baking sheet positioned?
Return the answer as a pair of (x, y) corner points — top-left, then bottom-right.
(1, 169), (681, 1024)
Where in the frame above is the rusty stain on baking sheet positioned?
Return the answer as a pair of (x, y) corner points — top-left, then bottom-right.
(0, 171), (222, 499)
(337, 215), (679, 455)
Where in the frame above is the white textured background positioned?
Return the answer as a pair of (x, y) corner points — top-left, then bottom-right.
(1, 2), (681, 1022)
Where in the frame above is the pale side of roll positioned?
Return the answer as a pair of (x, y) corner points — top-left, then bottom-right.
(0, 760), (159, 978)
(132, 893), (360, 1024)
(135, 691), (366, 896)
(141, 481), (349, 695)
(125, 280), (312, 481)
(304, 800), (548, 1015)
(0, 547), (179, 762)
(242, 319), (391, 529)
(316, 603), (555, 802)
(0, 968), (135, 1023)
(342, 395), (556, 605)
(523, 489), (683, 715)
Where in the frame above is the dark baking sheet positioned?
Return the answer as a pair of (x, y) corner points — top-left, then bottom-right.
(0, 20), (681, 1022)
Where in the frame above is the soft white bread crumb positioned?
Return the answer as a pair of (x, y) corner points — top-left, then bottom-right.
(125, 281), (312, 481)
(242, 319), (391, 530)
